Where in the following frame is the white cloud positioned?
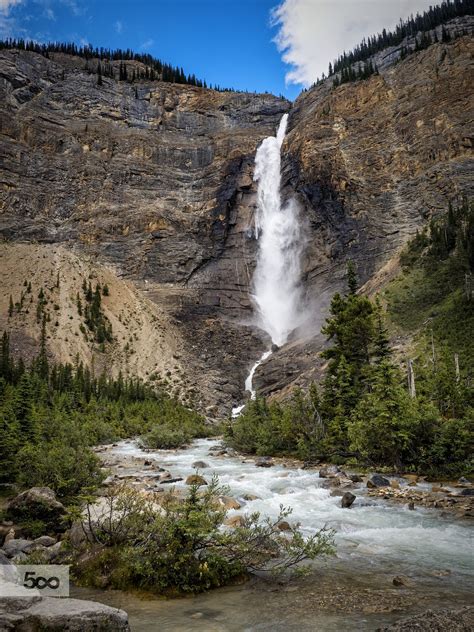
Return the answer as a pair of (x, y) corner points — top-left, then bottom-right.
(44, 6), (55, 19)
(0, 0), (24, 14)
(272, 0), (435, 86)
(139, 38), (154, 50)
(114, 19), (122, 34)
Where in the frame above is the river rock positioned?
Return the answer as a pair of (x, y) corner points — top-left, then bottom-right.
(186, 474), (208, 486)
(341, 492), (356, 508)
(218, 496), (241, 510)
(276, 520), (292, 531)
(459, 488), (474, 496)
(367, 474), (390, 488)
(192, 461), (209, 469)
(7, 487), (66, 530)
(255, 457), (274, 468)
(377, 606), (474, 631)
(224, 515), (245, 528)
(348, 473), (363, 483)
(242, 494), (260, 501)
(0, 595), (130, 631)
(318, 465), (341, 478)
(160, 477), (183, 485)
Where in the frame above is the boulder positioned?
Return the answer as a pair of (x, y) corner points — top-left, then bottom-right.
(7, 487), (66, 531)
(0, 595), (130, 631)
(276, 521), (292, 531)
(459, 488), (474, 496)
(185, 474), (207, 486)
(218, 496), (241, 510)
(2, 539), (33, 559)
(42, 540), (65, 562)
(390, 480), (400, 489)
(377, 607), (473, 631)
(367, 474), (390, 488)
(33, 536), (56, 547)
(192, 461), (209, 469)
(242, 494), (260, 501)
(224, 515), (245, 528)
(341, 492), (356, 508)
(255, 457), (274, 468)
(348, 473), (363, 483)
(319, 465), (341, 478)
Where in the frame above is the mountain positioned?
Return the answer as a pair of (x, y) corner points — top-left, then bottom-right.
(0, 16), (473, 417)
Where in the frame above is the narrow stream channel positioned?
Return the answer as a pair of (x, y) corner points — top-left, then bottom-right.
(73, 438), (473, 631)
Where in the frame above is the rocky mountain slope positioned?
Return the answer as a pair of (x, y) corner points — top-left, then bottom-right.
(1, 18), (473, 416)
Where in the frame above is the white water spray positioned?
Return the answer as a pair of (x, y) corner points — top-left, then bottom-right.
(232, 114), (306, 416)
(252, 113), (306, 347)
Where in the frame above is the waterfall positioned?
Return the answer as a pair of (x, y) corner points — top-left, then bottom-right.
(232, 114), (306, 416)
(252, 113), (306, 347)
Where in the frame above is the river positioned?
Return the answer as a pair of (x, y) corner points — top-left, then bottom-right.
(72, 438), (473, 631)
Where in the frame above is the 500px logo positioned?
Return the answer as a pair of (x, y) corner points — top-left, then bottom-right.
(0, 565), (70, 597)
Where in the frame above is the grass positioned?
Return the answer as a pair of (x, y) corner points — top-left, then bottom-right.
(384, 254), (474, 373)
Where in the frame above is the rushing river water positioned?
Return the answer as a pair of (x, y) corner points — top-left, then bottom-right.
(73, 438), (473, 631)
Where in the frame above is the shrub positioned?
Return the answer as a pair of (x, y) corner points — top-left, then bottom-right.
(16, 441), (104, 501)
(139, 425), (190, 449)
(74, 480), (335, 595)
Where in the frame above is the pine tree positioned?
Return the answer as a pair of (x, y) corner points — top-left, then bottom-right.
(373, 298), (391, 363)
(0, 332), (12, 381)
(347, 261), (358, 295)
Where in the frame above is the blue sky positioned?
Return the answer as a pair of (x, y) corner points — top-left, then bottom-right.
(1, 0), (435, 100)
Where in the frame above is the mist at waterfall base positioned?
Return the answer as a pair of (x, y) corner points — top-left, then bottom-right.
(232, 114), (310, 415)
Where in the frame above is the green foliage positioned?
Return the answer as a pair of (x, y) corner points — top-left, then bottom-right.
(227, 386), (324, 460)
(348, 361), (439, 468)
(326, 0), (472, 86)
(74, 481), (335, 595)
(0, 331), (209, 502)
(82, 281), (113, 345)
(0, 38), (219, 90)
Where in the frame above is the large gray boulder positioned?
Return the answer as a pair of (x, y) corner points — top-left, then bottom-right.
(319, 465), (342, 479)
(377, 606), (473, 631)
(7, 488), (66, 531)
(0, 595), (130, 631)
(367, 474), (390, 488)
(2, 539), (33, 559)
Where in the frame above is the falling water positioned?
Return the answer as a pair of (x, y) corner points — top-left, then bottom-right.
(252, 113), (306, 346)
(232, 114), (306, 415)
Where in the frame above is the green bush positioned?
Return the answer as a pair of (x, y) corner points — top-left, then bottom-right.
(139, 425), (191, 449)
(73, 480), (335, 595)
(16, 441), (104, 501)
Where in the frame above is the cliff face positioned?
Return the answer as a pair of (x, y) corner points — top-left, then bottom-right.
(1, 25), (473, 415)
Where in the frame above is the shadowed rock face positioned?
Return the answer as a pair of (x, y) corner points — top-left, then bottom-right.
(0, 23), (473, 415)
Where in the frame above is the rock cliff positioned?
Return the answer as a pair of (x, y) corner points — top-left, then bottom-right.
(0, 20), (473, 415)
